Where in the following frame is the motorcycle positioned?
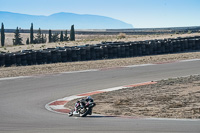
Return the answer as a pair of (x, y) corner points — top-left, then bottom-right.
(68, 100), (96, 117)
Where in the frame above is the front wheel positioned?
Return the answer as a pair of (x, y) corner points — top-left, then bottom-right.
(68, 112), (73, 117)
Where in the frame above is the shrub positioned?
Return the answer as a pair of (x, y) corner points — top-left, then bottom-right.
(117, 33), (126, 39)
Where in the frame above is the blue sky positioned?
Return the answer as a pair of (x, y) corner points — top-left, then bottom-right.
(0, 0), (200, 28)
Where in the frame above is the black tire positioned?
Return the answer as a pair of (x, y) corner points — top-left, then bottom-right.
(68, 109), (75, 117)
(79, 108), (91, 117)
(68, 112), (73, 117)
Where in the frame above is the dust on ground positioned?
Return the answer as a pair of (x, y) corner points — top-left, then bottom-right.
(65, 75), (200, 119)
(0, 51), (200, 78)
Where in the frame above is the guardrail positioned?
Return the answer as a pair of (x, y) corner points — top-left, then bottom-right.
(0, 36), (200, 67)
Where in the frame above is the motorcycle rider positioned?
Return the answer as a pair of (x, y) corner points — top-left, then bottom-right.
(85, 96), (95, 115)
(85, 96), (94, 103)
(79, 96), (94, 110)
(70, 96), (95, 116)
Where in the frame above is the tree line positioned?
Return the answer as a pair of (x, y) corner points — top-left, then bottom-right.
(0, 23), (75, 47)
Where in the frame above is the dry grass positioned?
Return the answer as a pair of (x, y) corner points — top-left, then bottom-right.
(1, 32), (200, 53)
(117, 33), (126, 39)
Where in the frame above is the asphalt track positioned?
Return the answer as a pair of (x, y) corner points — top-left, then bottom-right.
(0, 59), (200, 133)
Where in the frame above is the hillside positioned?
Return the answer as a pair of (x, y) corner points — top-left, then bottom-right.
(0, 11), (133, 29)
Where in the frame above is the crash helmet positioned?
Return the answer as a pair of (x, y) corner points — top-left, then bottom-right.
(87, 96), (92, 100)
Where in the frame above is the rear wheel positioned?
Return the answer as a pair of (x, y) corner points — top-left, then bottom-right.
(79, 108), (90, 117)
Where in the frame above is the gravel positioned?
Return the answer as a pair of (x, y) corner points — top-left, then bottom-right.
(66, 75), (200, 119)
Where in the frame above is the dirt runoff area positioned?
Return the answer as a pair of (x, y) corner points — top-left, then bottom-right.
(66, 75), (200, 119)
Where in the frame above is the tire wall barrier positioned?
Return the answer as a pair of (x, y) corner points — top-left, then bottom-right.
(1, 36), (200, 67)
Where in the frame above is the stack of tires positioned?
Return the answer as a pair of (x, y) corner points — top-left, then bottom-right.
(1, 36), (200, 67)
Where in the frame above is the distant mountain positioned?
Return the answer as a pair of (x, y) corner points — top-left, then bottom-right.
(0, 11), (133, 29)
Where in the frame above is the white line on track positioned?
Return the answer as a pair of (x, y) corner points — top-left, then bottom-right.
(0, 58), (199, 81)
(179, 59), (200, 62)
(49, 105), (66, 110)
(45, 103), (67, 115)
(147, 118), (200, 121)
(124, 64), (155, 68)
(61, 69), (99, 74)
(0, 76), (31, 81)
(100, 86), (125, 92)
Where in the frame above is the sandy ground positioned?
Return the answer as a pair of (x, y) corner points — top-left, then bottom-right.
(1, 33), (200, 53)
(0, 51), (200, 78)
(66, 75), (200, 119)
